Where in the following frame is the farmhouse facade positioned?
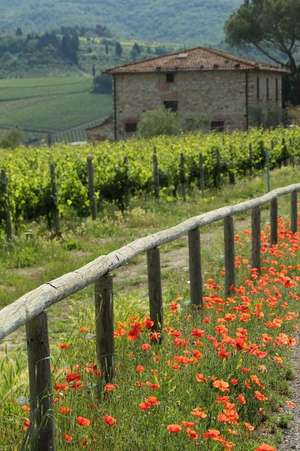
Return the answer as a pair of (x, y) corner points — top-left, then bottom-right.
(106, 47), (289, 140)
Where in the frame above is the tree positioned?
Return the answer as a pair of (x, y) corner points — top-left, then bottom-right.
(224, 0), (300, 73)
(92, 74), (112, 94)
(138, 109), (181, 138)
(115, 41), (123, 58)
(61, 32), (79, 64)
(130, 43), (141, 60)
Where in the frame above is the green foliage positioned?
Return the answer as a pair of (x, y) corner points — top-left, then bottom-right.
(0, 127), (299, 231)
(225, 0), (300, 72)
(138, 109), (181, 138)
(92, 74), (112, 94)
(0, 129), (23, 149)
(0, 0), (242, 44)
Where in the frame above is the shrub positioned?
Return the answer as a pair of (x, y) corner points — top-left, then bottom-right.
(138, 109), (181, 138)
(0, 129), (24, 149)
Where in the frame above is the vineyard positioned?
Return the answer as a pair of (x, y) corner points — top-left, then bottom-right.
(0, 127), (300, 236)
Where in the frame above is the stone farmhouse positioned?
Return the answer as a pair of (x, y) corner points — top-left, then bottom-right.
(105, 47), (289, 140)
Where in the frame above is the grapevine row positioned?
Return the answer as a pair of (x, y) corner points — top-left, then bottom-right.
(0, 127), (299, 238)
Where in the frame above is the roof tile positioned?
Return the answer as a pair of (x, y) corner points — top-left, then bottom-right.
(106, 47), (289, 75)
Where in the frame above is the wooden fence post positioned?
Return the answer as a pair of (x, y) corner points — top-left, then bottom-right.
(199, 153), (205, 196)
(152, 147), (160, 200)
(0, 169), (13, 240)
(26, 312), (54, 451)
(95, 273), (114, 384)
(224, 215), (235, 295)
(87, 154), (97, 220)
(147, 247), (163, 340)
(291, 191), (298, 233)
(270, 197), (278, 245)
(49, 163), (60, 236)
(179, 153), (186, 200)
(188, 228), (203, 307)
(251, 206), (261, 272)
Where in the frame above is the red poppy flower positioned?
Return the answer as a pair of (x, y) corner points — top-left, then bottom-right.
(135, 364), (145, 374)
(103, 415), (117, 426)
(167, 424), (181, 433)
(59, 406), (72, 415)
(104, 383), (117, 393)
(23, 418), (30, 431)
(255, 445), (276, 451)
(76, 416), (91, 427)
(64, 433), (73, 443)
(58, 343), (71, 350)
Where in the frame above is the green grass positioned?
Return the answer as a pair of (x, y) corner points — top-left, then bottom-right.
(0, 165), (298, 312)
(0, 76), (112, 131)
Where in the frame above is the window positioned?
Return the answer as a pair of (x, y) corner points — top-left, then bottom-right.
(276, 78), (279, 102)
(266, 78), (270, 100)
(166, 72), (175, 83)
(256, 76), (260, 100)
(164, 100), (178, 112)
(125, 122), (137, 133)
(211, 121), (224, 132)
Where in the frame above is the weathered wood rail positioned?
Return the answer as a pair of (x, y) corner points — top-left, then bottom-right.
(0, 183), (299, 450)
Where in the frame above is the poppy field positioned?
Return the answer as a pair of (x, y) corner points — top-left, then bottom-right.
(1, 210), (299, 450)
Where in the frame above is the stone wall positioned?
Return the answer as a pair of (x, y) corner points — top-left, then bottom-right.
(86, 117), (114, 142)
(113, 70), (284, 139)
(248, 71), (283, 127)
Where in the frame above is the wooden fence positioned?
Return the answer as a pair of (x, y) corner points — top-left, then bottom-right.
(0, 183), (299, 450)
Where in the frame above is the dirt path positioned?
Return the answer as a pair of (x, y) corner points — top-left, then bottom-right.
(279, 332), (300, 451)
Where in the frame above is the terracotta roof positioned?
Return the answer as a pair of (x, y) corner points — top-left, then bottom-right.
(105, 47), (289, 75)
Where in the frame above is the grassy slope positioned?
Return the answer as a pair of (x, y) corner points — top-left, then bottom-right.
(0, 0), (242, 44)
(0, 76), (112, 131)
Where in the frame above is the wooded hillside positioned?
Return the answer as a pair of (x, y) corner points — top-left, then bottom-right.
(0, 0), (242, 44)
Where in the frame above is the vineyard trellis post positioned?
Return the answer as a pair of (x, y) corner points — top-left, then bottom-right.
(87, 154), (98, 220)
(26, 312), (54, 451)
(179, 153), (186, 201)
(264, 149), (271, 193)
(228, 145), (235, 185)
(213, 148), (221, 189)
(198, 153), (205, 196)
(152, 147), (160, 200)
(49, 163), (60, 236)
(249, 143), (253, 176)
(0, 169), (13, 240)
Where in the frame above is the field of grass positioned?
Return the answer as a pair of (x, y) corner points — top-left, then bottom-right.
(0, 75), (112, 131)
(0, 166), (299, 450)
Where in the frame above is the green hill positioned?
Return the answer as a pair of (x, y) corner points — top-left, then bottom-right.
(0, 0), (242, 44)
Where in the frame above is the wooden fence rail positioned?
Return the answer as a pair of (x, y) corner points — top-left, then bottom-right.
(0, 183), (299, 450)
